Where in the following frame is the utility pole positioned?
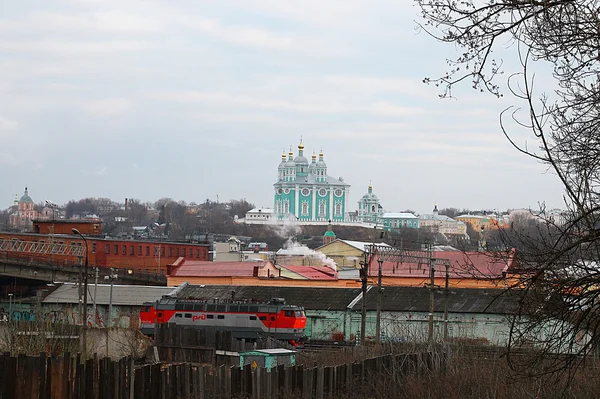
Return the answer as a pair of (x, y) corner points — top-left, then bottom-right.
(427, 243), (435, 348)
(107, 268), (117, 328)
(359, 251), (368, 346)
(375, 258), (383, 343)
(443, 262), (449, 343)
(78, 256), (83, 318)
(92, 268), (99, 327)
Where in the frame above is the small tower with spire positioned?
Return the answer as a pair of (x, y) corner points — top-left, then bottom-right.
(323, 220), (336, 245)
(357, 183), (382, 224)
(316, 149), (327, 182)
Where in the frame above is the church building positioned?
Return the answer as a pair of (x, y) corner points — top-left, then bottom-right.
(9, 187), (39, 230)
(273, 141), (350, 222)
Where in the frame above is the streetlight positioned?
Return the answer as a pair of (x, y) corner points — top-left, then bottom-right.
(72, 228), (88, 354)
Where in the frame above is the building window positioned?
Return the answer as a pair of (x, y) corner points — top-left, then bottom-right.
(122, 245), (127, 255)
(176, 248), (180, 257)
(114, 245), (118, 255)
(301, 188), (310, 196)
(301, 201), (309, 216)
(92, 243), (96, 254)
(130, 246), (134, 255)
(283, 200), (289, 214)
(169, 247), (173, 257)
(105, 245), (110, 254)
(335, 202), (342, 216)
(334, 189), (343, 197)
(146, 246), (150, 256)
(154, 246), (159, 256)
(319, 201), (326, 216)
(161, 247), (165, 257)
(182, 248), (186, 257)
(138, 246), (142, 256)
(217, 315), (225, 320)
(318, 188), (327, 196)
(196, 249), (200, 258)
(276, 200), (282, 214)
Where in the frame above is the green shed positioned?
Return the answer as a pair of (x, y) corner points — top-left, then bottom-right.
(239, 349), (296, 371)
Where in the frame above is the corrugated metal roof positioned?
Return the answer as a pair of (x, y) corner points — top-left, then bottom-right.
(41, 283), (175, 306)
(382, 213), (418, 219)
(339, 240), (390, 252)
(369, 251), (512, 279)
(280, 265), (337, 280)
(169, 261), (267, 277)
(359, 286), (518, 314)
(176, 285), (361, 311)
(174, 285), (518, 314)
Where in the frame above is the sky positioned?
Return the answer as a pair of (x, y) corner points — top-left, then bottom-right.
(0, 0), (566, 215)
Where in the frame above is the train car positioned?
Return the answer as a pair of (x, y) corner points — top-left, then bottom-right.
(140, 297), (307, 343)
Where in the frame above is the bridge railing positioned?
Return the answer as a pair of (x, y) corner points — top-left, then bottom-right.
(0, 251), (166, 285)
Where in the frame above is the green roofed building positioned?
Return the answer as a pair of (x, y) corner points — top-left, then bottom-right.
(274, 140), (350, 222)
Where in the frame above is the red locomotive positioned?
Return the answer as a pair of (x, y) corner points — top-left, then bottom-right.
(140, 297), (307, 343)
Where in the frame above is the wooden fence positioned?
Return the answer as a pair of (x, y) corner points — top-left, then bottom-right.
(152, 325), (293, 366)
(0, 350), (444, 399)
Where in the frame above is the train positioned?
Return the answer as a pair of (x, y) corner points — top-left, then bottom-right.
(140, 297), (307, 344)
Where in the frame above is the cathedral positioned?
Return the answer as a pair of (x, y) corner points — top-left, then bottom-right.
(9, 187), (39, 230)
(273, 140), (350, 222)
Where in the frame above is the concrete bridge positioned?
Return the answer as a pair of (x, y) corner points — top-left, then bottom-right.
(0, 252), (166, 286)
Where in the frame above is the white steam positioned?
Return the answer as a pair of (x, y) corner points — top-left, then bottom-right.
(278, 239), (338, 271)
(267, 214), (302, 239)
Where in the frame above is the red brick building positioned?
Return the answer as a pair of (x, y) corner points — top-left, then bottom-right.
(32, 219), (102, 235)
(0, 231), (212, 275)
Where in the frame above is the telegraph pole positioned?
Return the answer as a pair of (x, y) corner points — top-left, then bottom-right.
(375, 258), (383, 343)
(92, 268), (99, 327)
(427, 243), (435, 348)
(360, 251), (368, 346)
(443, 262), (449, 343)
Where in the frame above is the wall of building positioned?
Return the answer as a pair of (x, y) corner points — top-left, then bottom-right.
(317, 241), (363, 268)
(166, 276), (362, 288)
(33, 220), (102, 235)
(304, 309), (512, 345)
(0, 232), (210, 273)
(0, 301), (141, 329)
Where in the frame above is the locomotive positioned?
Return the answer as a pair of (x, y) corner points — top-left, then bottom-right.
(140, 297), (307, 343)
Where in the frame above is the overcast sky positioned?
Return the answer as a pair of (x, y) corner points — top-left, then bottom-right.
(0, 0), (565, 214)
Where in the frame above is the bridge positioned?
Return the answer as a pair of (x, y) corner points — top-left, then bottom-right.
(0, 239), (166, 286)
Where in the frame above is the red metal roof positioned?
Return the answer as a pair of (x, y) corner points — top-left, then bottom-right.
(168, 260), (268, 277)
(282, 265), (338, 280)
(368, 251), (514, 279)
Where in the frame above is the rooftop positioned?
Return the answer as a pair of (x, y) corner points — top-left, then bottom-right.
(168, 260), (271, 277)
(382, 213), (418, 219)
(369, 251), (515, 279)
(173, 284), (519, 314)
(280, 265), (338, 280)
(41, 283), (175, 306)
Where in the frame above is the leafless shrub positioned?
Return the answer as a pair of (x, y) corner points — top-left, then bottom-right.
(416, 0), (600, 383)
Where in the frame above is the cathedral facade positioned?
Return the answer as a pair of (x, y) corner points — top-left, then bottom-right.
(273, 141), (350, 222)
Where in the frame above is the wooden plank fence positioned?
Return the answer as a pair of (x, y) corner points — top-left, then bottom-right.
(0, 350), (445, 399)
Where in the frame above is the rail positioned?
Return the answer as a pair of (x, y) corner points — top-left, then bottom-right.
(0, 237), (86, 257)
(0, 251), (166, 284)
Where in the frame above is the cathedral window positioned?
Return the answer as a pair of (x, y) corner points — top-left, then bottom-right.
(301, 188), (310, 196)
(318, 188), (327, 197)
(334, 202), (342, 216)
(318, 201), (326, 216)
(371, 205), (375, 212)
(276, 200), (282, 214)
(283, 200), (290, 214)
(301, 201), (309, 216)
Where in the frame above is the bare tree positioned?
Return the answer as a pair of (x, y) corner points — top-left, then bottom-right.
(417, 0), (600, 381)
